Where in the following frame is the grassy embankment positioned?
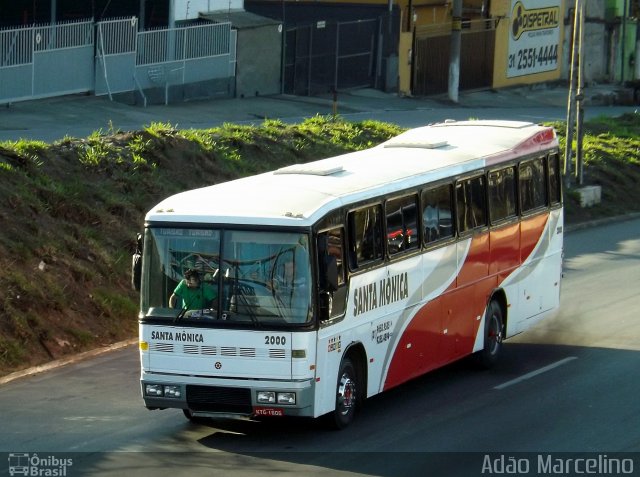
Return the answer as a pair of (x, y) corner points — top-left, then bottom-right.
(0, 114), (639, 377)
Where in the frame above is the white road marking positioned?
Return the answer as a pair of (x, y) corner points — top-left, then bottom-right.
(494, 357), (578, 390)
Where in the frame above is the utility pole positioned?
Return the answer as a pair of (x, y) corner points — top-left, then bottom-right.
(281, 0), (286, 95)
(575, 2), (586, 185)
(564, 0), (582, 188)
(448, 0), (462, 103)
(621, 0), (628, 83)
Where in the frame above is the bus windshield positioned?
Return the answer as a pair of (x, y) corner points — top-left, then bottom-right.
(140, 228), (312, 326)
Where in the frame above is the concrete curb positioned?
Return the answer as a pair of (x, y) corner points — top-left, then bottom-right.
(0, 338), (138, 386)
(565, 211), (640, 233)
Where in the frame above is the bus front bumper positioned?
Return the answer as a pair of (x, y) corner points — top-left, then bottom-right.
(141, 373), (316, 418)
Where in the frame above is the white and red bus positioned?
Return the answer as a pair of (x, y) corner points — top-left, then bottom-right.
(135, 120), (563, 428)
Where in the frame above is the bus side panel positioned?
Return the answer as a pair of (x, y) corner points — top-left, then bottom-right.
(503, 211), (561, 334)
(440, 236), (488, 361)
(314, 321), (349, 418)
(381, 298), (444, 390)
(383, 209), (553, 390)
(442, 275), (498, 362)
(380, 243), (459, 391)
(513, 210), (563, 334)
(383, 235), (492, 390)
(489, 222), (521, 276)
(520, 213), (549, 263)
(457, 233), (490, 285)
(314, 255), (424, 417)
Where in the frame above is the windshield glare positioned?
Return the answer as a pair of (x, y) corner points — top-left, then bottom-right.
(141, 228), (312, 326)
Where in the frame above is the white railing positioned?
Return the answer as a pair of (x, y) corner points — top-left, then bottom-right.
(33, 19), (93, 52)
(1, 19), (93, 67)
(136, 22), (231, 66)
(0, 25), (33, 66)
(96, 17), (138, 55)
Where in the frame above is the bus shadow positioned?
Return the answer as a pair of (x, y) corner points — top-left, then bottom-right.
(188, 342), (640, 476)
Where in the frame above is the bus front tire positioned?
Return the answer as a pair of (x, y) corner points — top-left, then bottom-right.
(476, 300), (504, 369)
(328, 357), (358, 429)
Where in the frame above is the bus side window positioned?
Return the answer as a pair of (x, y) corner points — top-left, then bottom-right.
(318, 228), (347, 319)
(348, 205), (383, 269)
(422, 184), (454, 243)
(519, 158), (548, 213)
(385, 194), (419, 256)
(548, 153), (562, 205)
(319, 228), (346, 287)
(456, 175), (487, 233)
(488, 166), (517, 224)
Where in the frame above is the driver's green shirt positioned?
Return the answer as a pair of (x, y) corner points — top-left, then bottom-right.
(173, 280), (217, 309)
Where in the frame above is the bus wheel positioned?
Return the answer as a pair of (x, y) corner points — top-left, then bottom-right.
(331, 358), (358, 429)
(476, 300), (504, 369)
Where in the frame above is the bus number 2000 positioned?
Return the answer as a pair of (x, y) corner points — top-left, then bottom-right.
(265, 335), (286, 346)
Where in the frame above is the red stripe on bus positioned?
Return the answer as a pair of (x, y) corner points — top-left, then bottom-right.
(383, 213), (549, 390)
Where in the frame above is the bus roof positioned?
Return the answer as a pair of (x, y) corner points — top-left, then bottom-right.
(145, 120), (557, 227)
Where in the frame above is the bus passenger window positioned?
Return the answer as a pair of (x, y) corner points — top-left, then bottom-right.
(520, 158), (547, 213)
(548, 154), (562, 205)
(422, 184), (454, 243)
(348, 205), (383, 268)
(386, 195), (419, 256)
(456, 175), (487, 233)
(488, 167), (517, 223)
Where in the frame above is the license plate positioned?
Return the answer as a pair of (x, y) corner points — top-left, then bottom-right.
(253, 407), (284, 417)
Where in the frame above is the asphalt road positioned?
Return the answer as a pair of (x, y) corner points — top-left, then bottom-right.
(0, 218), (638, 476)
(0, 87), (638, 143)
(1, 103), (638, 144)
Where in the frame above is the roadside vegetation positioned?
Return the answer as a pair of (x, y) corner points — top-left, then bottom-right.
(0, 113), (639, 376)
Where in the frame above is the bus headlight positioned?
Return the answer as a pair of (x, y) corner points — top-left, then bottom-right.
(145, 384), (164, 397)
(277, 392), (296, 405)
(257, 391), (276, 404)
(164, 385), (182, 398)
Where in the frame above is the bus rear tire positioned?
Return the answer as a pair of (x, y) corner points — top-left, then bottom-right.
(327, 357), (358, 429)
(476, 300), (504, 369)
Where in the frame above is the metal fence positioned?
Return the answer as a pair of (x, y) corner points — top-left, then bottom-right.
(413, 18), (496, 96)
(0, 25), (33, 66)
(284, 18), (380, 96)
(1, 19), (94, 68)
(137, 22), (231, 65)
(1, 18), (235, 105)
(33, 19), (93, 51)
(96, 17), (137, 55)
(0, 19), (94, 102)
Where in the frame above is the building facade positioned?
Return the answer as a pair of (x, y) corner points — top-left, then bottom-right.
(1, 0), (637, 104)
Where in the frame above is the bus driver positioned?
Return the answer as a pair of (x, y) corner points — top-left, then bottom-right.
(169, 269), (217, 310)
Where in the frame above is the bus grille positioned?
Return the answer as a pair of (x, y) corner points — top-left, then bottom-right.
(186, 385), (252, 414)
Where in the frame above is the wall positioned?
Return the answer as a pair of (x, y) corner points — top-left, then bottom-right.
(235, 24), (282, 97)
(175, 0), (245, 20)
(561, 0), (608, 84)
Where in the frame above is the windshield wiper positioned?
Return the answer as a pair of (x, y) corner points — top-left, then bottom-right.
(236, 285), (262, 328)
(174, 305), (188, 323)
(270, 286), (289, 319)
